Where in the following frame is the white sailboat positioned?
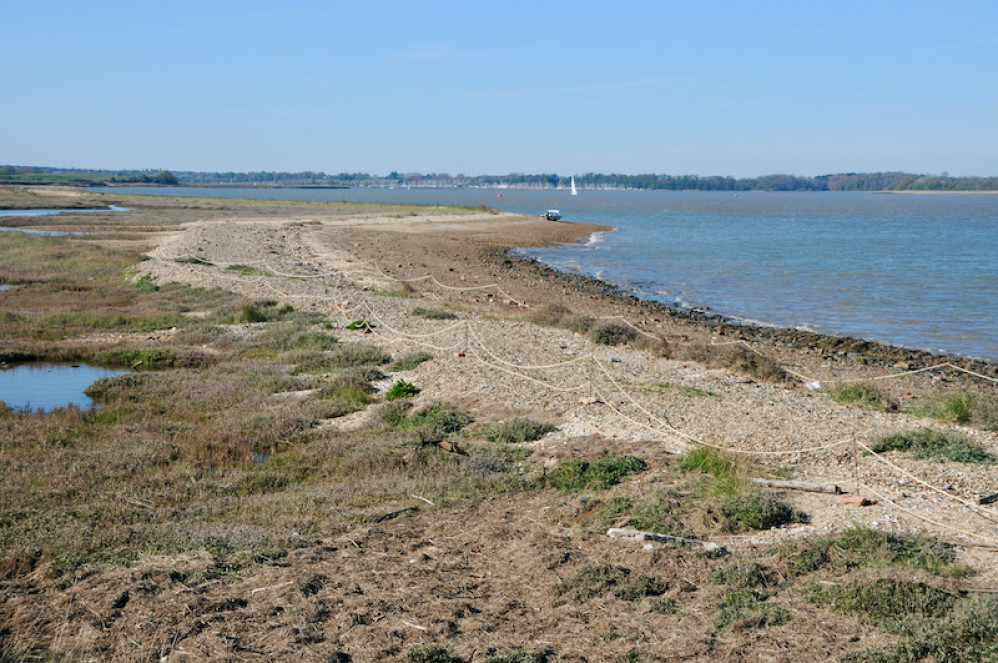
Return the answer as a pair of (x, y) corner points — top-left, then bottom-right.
(570, 176), (578, 196)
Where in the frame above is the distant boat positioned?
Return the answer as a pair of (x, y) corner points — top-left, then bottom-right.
(570, 176), (578, 196)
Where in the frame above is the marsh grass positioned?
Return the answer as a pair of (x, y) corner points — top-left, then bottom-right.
(974, 391), (998, 431)
(527, 304), (594, 334)
(389, 350), (434, 372)
(710, 558), (779, 589)
(675, 445), (802, 532)
(590, 321), (638, 346)
(406, 645), (463, 663)
(868, 427), (995, 464)
(482, 418), (557, 444)
(552, 564), (666, 603)
(771, 525), (965, 578)
(412, 306), (457, 320)
(826, 383), (894, 412)
(806, 578), (958, 627)
(802, 579), (998, 663)
(722, 347), (787, 382)
(714, 589), (789, 630)
(547, 454), (646, 492)
(675, 342), (786, 383)
(385, 379), (420, 401)
(224, 264), (273, 277)
(907, 388), (976, 424)
(676, 444), (745, 495)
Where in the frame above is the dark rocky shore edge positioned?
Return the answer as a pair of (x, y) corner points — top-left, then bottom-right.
(486, 247), (998, 381)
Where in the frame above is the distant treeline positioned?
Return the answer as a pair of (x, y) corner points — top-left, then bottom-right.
(3, 165), (997, 192)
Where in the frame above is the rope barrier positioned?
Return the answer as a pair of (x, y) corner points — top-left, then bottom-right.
(464, 344), (587, 394)
(855, 439), (998, 525)
(467, 324), (591, 371)
(141, 227), (998, 548)
(858, 481), (998, 548)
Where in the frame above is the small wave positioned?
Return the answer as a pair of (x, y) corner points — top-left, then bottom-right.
(584, 231), (607, 247)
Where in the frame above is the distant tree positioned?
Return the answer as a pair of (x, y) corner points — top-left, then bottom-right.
(154, 170), (178, 185)
(0, 165), (17, 180)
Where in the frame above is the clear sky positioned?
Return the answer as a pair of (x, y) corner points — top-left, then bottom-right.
(2, 1), (996, 177)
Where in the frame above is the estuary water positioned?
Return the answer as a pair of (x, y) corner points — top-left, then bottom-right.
(100, 187), (998, 360)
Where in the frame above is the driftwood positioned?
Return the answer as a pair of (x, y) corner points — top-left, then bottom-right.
(372, 506), (418, 523)
(979, 492), (998, 506)
(750, 478), (843, 494)
(607, 527), (725, 553)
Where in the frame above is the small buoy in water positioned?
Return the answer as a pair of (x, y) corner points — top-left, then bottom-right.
(497, 193), (502, 197)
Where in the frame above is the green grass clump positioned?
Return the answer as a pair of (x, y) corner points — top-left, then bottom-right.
(547, 454), (646, 492)
(406, 402), (472, 441)
(226, 300), (295, 324)
(908, 389), (976, 424)
(869, 428), (995, 464)
(806, 578), (957, 628)
(174, 256), (214, 265)
(406, 645), (464, 663)
(412, 306), (457, 320)
(385, 379), (419, 401)
(859, 596), (998, 663)
(590, 320), (638, 346)
(328, 343), (392, 368)
(225, 264), (272, 276)
(803, 579), (998, 663)
(714, 589), (789, 630)
(91, 346), (217, 369)
(318, 373), (375, 411)
(624, 490), (686, 536)
(376, 401), (472, 443)
(485, 650), (553, 663)
(710, 558), (778, 589)
(528, 304), (594, 334)
(676, 445), (744, 495)
(389, 351), (434, 372)
(826, 383), (893, 411)
(716, 490), (803, 532)
(974, 392), (998, 431)
(482, 418), (557, 444)
(552, 564), (666, 602)
(773, 526), (963, 578)
(130, 274), (159, 292)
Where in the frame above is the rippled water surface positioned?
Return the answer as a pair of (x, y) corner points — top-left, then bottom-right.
(102, 187), (998, 359)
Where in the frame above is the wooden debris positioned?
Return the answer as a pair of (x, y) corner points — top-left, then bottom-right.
(979, 491), (998, 506)
(838, 495), (876, 507)
(750, 478), (843, 494)
(578, 395), (601, 405)
(372, 506), (418, 523)
(607, 526), (725, 553)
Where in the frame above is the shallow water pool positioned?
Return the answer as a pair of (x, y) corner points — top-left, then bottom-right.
(0, 363), (128, 412)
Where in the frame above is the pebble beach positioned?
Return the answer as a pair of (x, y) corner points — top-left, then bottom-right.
(133, 205), (998, 573)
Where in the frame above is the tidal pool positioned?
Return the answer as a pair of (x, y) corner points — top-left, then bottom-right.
(0, 363), (128, 412)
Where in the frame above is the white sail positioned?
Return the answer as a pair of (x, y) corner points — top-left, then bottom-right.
(571, 176), (577, 195)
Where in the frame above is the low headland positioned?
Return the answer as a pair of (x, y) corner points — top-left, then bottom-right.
(2, 185), (998, 662)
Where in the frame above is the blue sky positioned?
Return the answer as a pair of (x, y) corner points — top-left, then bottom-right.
(2, 1), (996, 177)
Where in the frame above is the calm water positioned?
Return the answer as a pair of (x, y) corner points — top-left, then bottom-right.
(0, 363), (127, 412)
(0, 206), (127, 217)
(0, 206), (127, 235)
(97, 186), (998, 360)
